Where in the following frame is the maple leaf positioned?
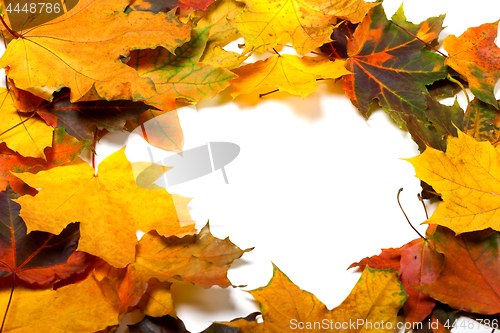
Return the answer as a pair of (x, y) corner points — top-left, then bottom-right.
(343, 5), (448, 127)
(0, 87), (53, 159)
(36, 89), (154, 142)
(221, 265), (406, 332)
(121, 225), (249, 312)
(0, 273), (120, 332)
(0, 0), (193, 102)
(419, 226), (500, 314)
(0, 186), (93, 285)
(443, 21), (500, 108)
(405, 129), (500, 234)
(130, 224), (251, 288)
(464, 98), (500, 145)
(350, 238), (443, 324)
(398, 238), (443, 324)
(129, 26), (236, 111)
(94, 223), (249, 314)
(13, 146), (195, 268)
(230, 0), (379, 55)
(231, 55), (350, 98)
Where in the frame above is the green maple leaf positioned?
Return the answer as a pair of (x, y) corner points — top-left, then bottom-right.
(129, 25), (237, 111)
(344, 5), (448, 127)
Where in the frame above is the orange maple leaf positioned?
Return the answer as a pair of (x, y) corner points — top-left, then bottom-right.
(95, 223), (250, 314)
(398, 238), (443, 324)
(13, 147), (195, 268)
(130, 224), (251, 287)
(419, 226), (500, 314)
(0, 0), (192, 102)
(444, 21), (500, 109)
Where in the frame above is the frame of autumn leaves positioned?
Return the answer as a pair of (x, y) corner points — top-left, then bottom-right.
(0, 0), (497, 332)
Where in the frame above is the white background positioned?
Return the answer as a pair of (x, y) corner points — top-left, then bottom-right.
(2, 0), (500, 332)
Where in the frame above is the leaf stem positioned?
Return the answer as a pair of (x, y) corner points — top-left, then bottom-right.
(92, 129), (97, 173)
(389, 20), (447, 58)
(259, 89), (279, 98)
(60, 0), (67, 13)
(397, 188), (426, 240)
(447, 74), (470, 106)
(260, 78), (326, 98)
(417, 193), (429, 219)
(447, 74), (472, 132)
(0, 13), (18, 39)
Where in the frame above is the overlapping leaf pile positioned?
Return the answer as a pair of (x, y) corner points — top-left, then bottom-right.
(0, 0), (499, 331)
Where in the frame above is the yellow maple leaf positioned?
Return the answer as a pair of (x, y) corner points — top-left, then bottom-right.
(230, 0), (379, 55)
(0, 87), (53, 159)
(0, 0), (192, 102)
(13, 147), (195, 268)
(0, 273), (120, 332)
(405, 130), (500, 234)
(222, 265), (406, 332)
(231, 55), (350, 98)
